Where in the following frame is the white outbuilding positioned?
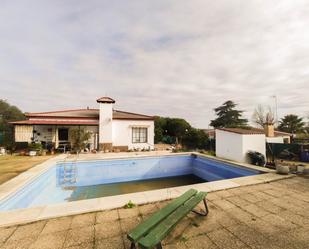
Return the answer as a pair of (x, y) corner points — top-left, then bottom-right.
(215, 128), (266, 164)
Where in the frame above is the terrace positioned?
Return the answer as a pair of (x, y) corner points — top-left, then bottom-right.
(0, 176), (308, 249)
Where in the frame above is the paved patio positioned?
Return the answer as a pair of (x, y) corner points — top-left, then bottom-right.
(0, 176), (308, 249)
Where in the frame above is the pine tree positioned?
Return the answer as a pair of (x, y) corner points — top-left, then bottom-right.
(210, 101), (248, 128)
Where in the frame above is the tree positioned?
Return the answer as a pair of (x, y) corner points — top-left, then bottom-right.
(165, 118), (191, 144)
(154, 116), (209, 148)
(278, 114), (305, 134)
(70, 128), (92, 152)
(0, 100), (25, 148)
(182, 128), (209, 149)
(210, 100), (248, 128)
(252, 105), (275, 128)
(154, 116), (167, 143)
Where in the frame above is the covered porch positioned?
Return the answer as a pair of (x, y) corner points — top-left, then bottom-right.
(14, 124), (99, 151)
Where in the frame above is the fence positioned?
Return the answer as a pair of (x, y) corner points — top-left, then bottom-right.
(266, 142), (306, 162)
(0, 131), (3, 146)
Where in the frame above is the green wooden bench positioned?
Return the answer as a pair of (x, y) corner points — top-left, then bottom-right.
(127, 189), (208, 249)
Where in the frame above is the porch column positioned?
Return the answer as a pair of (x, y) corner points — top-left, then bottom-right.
(55, 126), (59, 148)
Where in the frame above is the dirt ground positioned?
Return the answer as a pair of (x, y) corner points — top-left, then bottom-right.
(0, 155), (54, 185)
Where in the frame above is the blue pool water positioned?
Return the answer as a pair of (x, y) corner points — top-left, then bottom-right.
(0, 155), (261, 211)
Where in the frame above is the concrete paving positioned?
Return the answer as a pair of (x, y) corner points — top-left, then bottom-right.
(0, 176), (308, 249)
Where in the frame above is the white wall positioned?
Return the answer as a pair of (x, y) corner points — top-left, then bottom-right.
(32, 125), (55, 143)
(216, 129), (266, 163)
(216, 130), (244, 162)
(99, 103), (113, 144)
(112, 120), (154, 150)
(266, 136), (284, 144)
(242, 134), (266, 163)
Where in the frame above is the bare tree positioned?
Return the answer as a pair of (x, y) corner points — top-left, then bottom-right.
(252, 105), (275, 128)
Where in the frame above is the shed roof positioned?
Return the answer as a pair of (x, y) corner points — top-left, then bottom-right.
(217, 127), (292, 136)
(218, 128), (265, 135)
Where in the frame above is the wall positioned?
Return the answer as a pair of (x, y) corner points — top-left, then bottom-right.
(266, 136), (290, 144)
(215, 130), (244, 162)
(57, 155), (191, 187)
(32, 125), (55, 144)
(266, 136), (284, 144)
(242, 134), (266, 163)
(216, 129), (266, 163)
(112, 120), (154, 150)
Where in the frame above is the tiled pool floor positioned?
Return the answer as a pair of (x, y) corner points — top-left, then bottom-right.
(0, 176), (308, 249)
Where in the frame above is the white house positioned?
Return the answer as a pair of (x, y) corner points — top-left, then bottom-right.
(215, 126), (292, 163)
(11, 97), (155, 152)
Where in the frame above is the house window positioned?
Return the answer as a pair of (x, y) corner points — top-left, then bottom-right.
(132, 127), (148, 143)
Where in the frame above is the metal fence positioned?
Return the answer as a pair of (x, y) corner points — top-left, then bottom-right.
(0, 131), (3, 146)
(266, 142), (309, 162)
(266, 143), (301, 162)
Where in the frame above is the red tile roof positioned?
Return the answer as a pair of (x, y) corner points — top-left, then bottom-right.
(11, 108), (154, 125)
(10, 120), (99, 125)
(25, 109), (99, 118)
(218, 128), (265, 135)
(113, 110), (154, 120)
(217, 128), (292, 136)
(24, 109), (154, 120)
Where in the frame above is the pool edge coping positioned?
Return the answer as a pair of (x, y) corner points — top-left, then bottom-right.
(0, 152), (294, 227)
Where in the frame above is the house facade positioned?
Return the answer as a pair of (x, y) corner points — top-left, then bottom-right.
(11, 97), (155, 152)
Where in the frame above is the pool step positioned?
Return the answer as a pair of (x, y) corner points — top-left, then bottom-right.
(62, 161), (77, 184)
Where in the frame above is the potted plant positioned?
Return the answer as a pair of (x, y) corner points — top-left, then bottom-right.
(275, 160), (290, 175)
(28, 143), (43, 156)
(70, 128), (91, 154)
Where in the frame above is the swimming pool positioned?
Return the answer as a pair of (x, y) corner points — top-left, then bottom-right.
(0, 155), (262, 211)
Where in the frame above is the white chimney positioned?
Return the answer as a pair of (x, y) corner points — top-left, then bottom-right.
(96, 97), (115, 151)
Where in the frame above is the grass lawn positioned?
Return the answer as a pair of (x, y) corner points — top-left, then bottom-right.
(0, 155), (54, 185)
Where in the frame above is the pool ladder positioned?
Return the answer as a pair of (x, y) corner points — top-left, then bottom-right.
(62, 159), (77, 184)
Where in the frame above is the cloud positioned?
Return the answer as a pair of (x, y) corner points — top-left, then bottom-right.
(0, 0), (308, 127)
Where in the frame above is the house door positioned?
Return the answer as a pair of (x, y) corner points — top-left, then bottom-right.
(58, 128), (69, 142)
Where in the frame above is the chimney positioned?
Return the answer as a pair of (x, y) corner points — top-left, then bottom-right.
(264, 123), (274, 137)
(96, 97), (115, 151)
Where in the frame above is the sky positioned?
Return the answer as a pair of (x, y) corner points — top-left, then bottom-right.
(0, 0), (308, 128)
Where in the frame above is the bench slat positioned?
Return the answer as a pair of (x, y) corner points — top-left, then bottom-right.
(127, 189), (198, 242)
(138, 191), (207, 249)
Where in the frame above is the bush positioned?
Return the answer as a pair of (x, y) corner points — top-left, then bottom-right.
(247, 151), (265, 166)
(14, 142), (29, 151)
(182, 128), (209, 150)
(28, 143), (43, 151)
